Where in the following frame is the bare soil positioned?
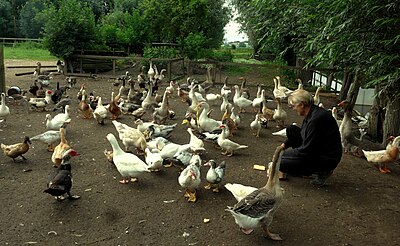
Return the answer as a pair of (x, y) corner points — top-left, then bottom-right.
(0, 60), (399, 245)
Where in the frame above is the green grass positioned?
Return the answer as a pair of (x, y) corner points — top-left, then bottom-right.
(3, 42), (57, 60)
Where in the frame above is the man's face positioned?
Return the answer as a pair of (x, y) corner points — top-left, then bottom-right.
(289, 101), (305, 116)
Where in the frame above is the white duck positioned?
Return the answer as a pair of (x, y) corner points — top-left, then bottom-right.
(250, 114), (262, 137)
(156, 137), (192, 160)
(31, 120), (70, 151)
(148, 59), (155, 82)
(272, 123), (297, 137)
(233, 85), (252, 113)
(106, 133), (150, 184)
(217, 125), (248, 156)
(178, 155), (201, 202)
(93, 96), (109, 125)
(112, 120), (147, 154)
(362, 136), (400, 173)
(144, 148), (163, 172)
(220, 93), (232, 113)
(186, 127), (205, 153)
(0, 93), (10, 126)
(29, 90), (53, 109)
(45, 105), (71, 131)
(273, 98), (287, 128)
(225, 183), (258, 202)
(204, 160), (226, 193)
(196, 102), (222, 132)
(226, 146), (284, 240)
(206, 93), (221, 105)
(165, 81), (176, 97)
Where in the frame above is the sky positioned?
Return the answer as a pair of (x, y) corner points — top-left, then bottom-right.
(224, 20), (248, 43)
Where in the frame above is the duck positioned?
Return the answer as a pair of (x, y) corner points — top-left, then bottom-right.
(78, 90), (92, 119)
(144, 148), (163, 172)
(29, 90), (52, 110)
(362, 136), (400, 173)
(77, 84), (85, 101)
(1, 136), (31, 162)
(108, 91), (122, 120)
(153, 90), (170, 124)
(106, 133), (150, 184)
(217, 125), (248, 156)
(313, 87), (323, 105)
(272, 123), (297, 137)
(165, 81), (176, 98)
(204, 160), (226, 192)
(155, 137), (192, 160)
(178, 155), (202, 202)
(141, 83), (157, 114)
(273, 78), (287, 99)
(233, 85), (252, 113)
(135, 119), (177, 139)
(331, 107), (342, 127)
(51, 127), (71, 167)
(131, 107), (146, 120)
(206, 93), (221, 105)
(31, 120), (70, 151)
(196, 102), (222, 133)
(250, 114), (262, 137)
(0, 93), (10, 125)
(226, 145), (284, 240)
(225, 183), (257, 202)
(45, 105), (71, 130)
(186, 128), (205, 153)
(273, 98), (287, 128)
(93, 96), (109, 125)
(44, 149), (81, 201)
(296, 79), (303, 90)
(221, 105), (237, 136)
(112, 120), (147, 154)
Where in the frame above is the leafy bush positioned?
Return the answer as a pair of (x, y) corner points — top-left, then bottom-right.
(208, 49), (233, 62)
(13, 41), (46, 49)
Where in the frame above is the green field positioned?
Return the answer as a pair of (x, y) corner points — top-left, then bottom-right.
(2, 42), (57, 60)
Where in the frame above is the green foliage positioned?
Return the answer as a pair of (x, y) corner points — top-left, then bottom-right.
(207, 49), (233, 62)
(143, 46), (179, 59)
(97, 9), (148, 54)
(0, 0), (14, 37)
(183, 32), (211, 60)
(19, 0), (50, 38)
(42, 0), (97, 59)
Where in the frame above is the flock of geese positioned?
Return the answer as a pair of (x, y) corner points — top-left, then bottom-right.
(1, 60), (399, 240)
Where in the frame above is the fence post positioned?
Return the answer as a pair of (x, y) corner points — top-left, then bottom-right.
(167, 60), (171, 82)
(0, 45), (5, 93)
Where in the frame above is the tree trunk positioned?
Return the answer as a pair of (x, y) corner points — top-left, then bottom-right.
(367, 86), (385, 143)
(296, 59), (312, 83)
(346, 70), (361, 111)
(383, 93), (400, 147)
(339, 70), (351, 101)
(326, 72), (334, 89)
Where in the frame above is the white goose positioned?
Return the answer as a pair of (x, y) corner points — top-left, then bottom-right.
(186, 128), (205, 153)
(273, 78), (287, 99)
(250, 114), (262, 137)
(233, 85), (252, 113)
(144, 148), (163, 172)
(93, 97), (109, 125)
(148, 59), (155, 82)
(252, 89), (265, 111)
(273, 98), (287, 128)
(45, 105), (71, 131)
(196, 102), (221, 133)
(106, 133), (150, 184)
(0, 93), (10, 125)
(276, 76), (293, 96)
(313, 87), (323, 105)
(225, 183), (257, 202)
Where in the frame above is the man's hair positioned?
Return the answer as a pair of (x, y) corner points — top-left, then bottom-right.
(288, 89), (314, 106)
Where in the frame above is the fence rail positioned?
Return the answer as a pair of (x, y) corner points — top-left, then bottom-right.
(0, 37), (42, 46)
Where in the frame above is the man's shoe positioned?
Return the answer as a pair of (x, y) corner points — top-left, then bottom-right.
(310, 170), (333, 187)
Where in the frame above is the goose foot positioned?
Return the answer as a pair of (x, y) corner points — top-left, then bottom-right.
(204, 183), (212, 190)
(186, 190), (197, 202)
(212, 187), (220, 193)
(130, 177), (138, 182)
(47, 145), (54, 152)
(68, 193), (81, 200)
(119, 179), (129, 184)
(377, 164), (391, 173)
(240, 228), (254, 235)
(163, 162), (173, 168)
(226, 152), (233, 157)
(263, 226), (282, 241)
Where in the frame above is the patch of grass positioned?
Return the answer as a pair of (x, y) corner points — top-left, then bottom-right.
(3, 42), (57, 60)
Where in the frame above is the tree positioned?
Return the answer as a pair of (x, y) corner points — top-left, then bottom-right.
(0, 0), (14, 37)
(42, 0), (96, 59)
(18, 0), (50, 38)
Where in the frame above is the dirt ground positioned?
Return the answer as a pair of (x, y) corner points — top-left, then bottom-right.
(0, 60), (399, 245)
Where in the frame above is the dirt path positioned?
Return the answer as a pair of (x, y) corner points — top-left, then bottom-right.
(0, 60), (399, 245)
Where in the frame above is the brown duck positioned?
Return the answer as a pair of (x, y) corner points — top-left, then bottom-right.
(1, 136), (31, 162)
